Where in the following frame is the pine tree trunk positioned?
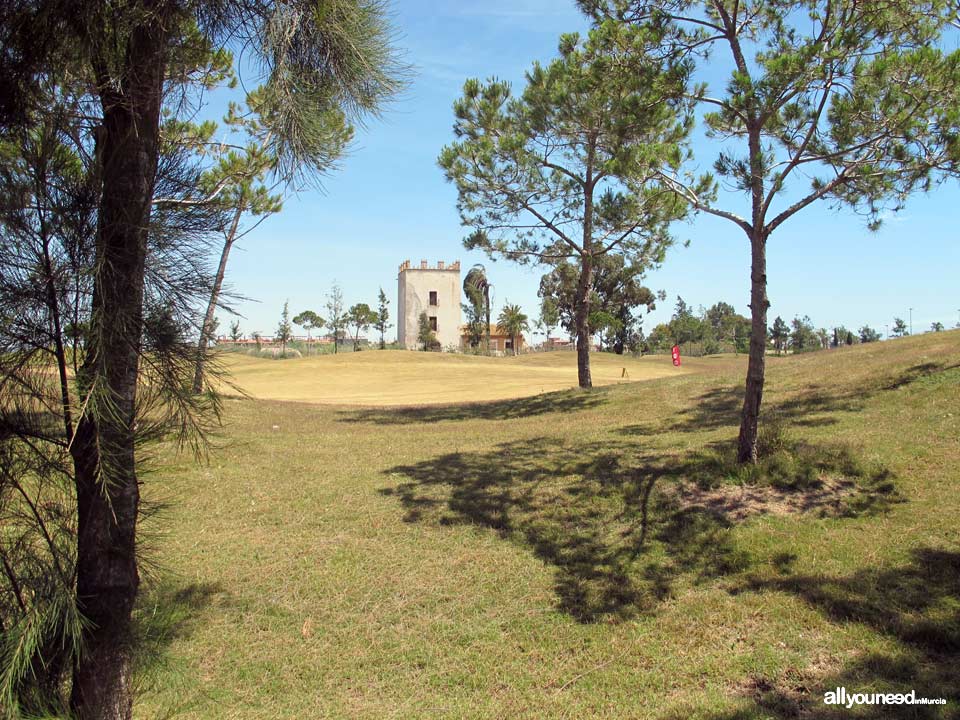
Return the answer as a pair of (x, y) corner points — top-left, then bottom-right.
(193, 206), (242, 393)
(736, 234), (769, 462)
(574, 254), (594, 389)
(735, 116), (770, 464)
(70, 8), (168, 717)
(71, 414), (139, 720)
(575, 142), (598, 389)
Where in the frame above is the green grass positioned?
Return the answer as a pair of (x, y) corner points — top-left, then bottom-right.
(137, 332), (960, 719)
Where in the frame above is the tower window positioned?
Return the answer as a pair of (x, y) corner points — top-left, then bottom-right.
(429, 291), (438, 306)
(429, 316), (438, 331)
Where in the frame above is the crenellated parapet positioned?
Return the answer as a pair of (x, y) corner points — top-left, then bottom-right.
(398, 259), (461, 273)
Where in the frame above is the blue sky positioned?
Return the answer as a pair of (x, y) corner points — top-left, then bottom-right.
(214, 0), (960, 341)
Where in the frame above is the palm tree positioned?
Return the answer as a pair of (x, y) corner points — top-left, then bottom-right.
(464, 264), (492, 352)
(497, 303), (530, 356)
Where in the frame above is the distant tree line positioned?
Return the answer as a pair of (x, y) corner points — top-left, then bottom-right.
(642, 297), (751, 355)
(633, 297), (914, 357)
(227, 284), (393, 354)
(767, 316), (900, 355)
(539, 254), (662, 355)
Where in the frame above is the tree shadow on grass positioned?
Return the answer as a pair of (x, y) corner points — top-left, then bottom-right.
(132, 579), (298, 715)
(883, 362), (960, 390)
(682, 548), (960, 719)
(640, 384), (865, 436)
(133, 580), (225, 680)
(382, 437), (749, 622)
(337, 388), (608, 425)
(675, 430), (902, 519)
(381, 436), (897, 623)
(132, 579), (273, 717)
(622, 360), (960, 438)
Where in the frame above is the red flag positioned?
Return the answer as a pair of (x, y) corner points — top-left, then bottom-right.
(671, 344), (681, 367)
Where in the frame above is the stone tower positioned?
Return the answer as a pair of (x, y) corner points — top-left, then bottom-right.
(397, 259), (461, 350)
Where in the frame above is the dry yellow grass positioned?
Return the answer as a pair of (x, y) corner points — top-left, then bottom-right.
(217, 349), (697, 405)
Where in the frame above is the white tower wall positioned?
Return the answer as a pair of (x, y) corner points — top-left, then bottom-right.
(397, 260), (461, 350)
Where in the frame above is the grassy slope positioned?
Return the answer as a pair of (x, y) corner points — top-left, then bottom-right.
(138, 333), (959, 719)
(217, 349), (692, 405)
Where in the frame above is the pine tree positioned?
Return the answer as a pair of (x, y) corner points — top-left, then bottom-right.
(580, 0), (960, 461)
(276, 301), (293, 354)
(770, 317), (790, 356)
(0, 2), (403, 715)
(326, 283), (346, 353)
(375, 288), (391, 349)
(440, 24), (698, 387)
(347, 303), (378, 351)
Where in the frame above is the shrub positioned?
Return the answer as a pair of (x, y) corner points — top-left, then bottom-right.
(248, 348), (302, 359)
(685, 418), (897, 505)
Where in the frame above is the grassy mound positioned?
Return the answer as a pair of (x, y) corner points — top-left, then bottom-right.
(137, 331), (959, 719)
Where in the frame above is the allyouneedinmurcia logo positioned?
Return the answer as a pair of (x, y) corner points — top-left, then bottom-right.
(824, 687), (947, 709)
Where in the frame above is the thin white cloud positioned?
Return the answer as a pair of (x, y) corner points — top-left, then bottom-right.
(877, 210), (911, 224)
(416, 55), (473, 83)
(436, 0), (580, 26)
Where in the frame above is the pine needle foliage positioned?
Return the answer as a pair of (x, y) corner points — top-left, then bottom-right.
(578, 0), (960, 461)
(439, 23), (705, 387)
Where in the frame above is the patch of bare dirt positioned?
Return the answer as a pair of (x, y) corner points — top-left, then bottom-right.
(730, 652), (847, 717)
(675, 477), (858, 522)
